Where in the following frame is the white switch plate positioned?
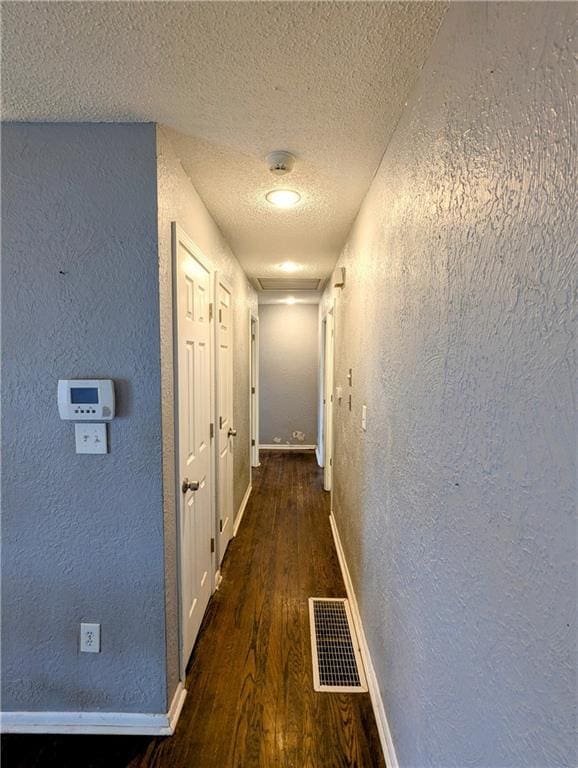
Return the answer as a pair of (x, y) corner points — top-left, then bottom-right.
(75, 423), (107, 454)
(361, 404), (367, 431)
(80, 622), (101, 653)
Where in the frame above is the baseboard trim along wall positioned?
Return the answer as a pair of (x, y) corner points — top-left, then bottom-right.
(315, 445), (323, 467)
(329, 514), (399, 768)
(260, 444), (317, 451)
(233, 483), (252, 537)
(1, 681), (187, 736)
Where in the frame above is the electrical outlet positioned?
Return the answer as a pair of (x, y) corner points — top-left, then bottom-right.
(80, 622), (101, 653)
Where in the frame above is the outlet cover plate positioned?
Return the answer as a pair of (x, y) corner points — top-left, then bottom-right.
(80, 622), (101, 653)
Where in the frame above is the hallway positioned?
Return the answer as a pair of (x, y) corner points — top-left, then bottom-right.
(2, 4), (575, 766)
(2, 452), (385, 768)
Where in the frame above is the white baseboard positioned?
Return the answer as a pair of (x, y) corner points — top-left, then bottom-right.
(329, 514), (399, 768)
(233, 483), (252, 537)
(1, 681), (187, 736)
(260, 444), (317, 451)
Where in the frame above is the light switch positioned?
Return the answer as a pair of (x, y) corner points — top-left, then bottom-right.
(361, 405), (367, 431)
(75, 423), (107, 454)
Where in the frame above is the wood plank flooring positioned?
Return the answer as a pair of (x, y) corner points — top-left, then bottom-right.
(2, 451), (385, 768)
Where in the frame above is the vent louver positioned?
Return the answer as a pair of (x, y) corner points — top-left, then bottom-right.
(309, 598), (367, 692)
(257, 277), (323, 291)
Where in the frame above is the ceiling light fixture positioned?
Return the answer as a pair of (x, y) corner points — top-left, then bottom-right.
(285, 296), (297, 305)
(279, 261), (300, 273)
(266, 189), (301, 209)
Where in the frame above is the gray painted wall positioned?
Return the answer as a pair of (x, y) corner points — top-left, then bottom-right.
(1, 123), (168, 713)
(322, 4), (576, 767)
(259, 304), (318, 446)
(156, 126), (257, 699)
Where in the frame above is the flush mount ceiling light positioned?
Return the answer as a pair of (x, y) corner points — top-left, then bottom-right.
(285, 296), (297, 305)
(279, 261), (300, 273)
(266, 189), (301, 208)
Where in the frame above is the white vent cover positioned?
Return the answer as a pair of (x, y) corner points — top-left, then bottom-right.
(309, 598), (368, 692)
(257, 277), (323, 291)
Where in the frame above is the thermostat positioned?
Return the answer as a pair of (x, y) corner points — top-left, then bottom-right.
(58, 379), (115, 421)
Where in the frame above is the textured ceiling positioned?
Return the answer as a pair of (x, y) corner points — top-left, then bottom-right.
(1, 1), (446, 281)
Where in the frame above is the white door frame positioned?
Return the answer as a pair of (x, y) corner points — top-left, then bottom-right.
(172, 223), (217, 681)
(323, 304), (335, 492)
(250, 312), (260, 471)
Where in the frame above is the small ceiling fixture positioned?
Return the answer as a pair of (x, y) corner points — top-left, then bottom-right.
(266, 189), (301, 208)
(267, 150), (296, 176)
(285, 296), (297, 305)
(279, 261), (300, 272)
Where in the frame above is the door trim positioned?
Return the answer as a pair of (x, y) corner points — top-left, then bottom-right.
(171, 222), (216, 682)
(322, 303), (335, 492)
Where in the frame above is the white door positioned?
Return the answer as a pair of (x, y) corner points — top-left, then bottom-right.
(216, 276), (234, 564)
(250, 315), (260, 468)
(173, 223), (213, 670)
(323, 308), (335, 492)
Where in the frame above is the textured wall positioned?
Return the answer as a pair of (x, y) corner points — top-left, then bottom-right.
(1, 124), (168, 713)
(156, 126), (257, 699)
(322, 4), (576, 767)
(259, 304), (319, 446)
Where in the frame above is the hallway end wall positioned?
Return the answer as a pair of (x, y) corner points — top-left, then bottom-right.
(156, 126), (257, 698)
(259, 303), (319, 447)
(322, 4), (576, 767)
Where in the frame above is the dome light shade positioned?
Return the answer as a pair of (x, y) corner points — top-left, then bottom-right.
(266, 189), (301, 208)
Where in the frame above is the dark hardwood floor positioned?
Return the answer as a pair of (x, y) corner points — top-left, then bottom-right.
(2, 451), (385, 768)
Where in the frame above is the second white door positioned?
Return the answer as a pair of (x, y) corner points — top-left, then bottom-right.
(216, 276), (234, 564)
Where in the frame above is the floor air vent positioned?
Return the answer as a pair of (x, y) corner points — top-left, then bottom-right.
(309, 598), (368, 692)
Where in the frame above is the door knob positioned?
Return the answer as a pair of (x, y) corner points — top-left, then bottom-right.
(182, 479), (200, 493)
(228, 428), (237, 438)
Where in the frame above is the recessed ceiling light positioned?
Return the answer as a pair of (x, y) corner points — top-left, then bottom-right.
(279, 261), (300, 272)
(285, 296), (297, 305)
(266, 189), (301, 208)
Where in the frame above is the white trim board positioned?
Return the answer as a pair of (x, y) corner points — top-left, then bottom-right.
(329, 514), (399, 768)
(1, 681), (187, 736)
(260, 444), (317, 451)
(315, 445), (323, 467)
(233, 483), (252, 537)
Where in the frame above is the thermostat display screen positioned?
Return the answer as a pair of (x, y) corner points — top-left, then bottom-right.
(70, 387), (99, 404)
